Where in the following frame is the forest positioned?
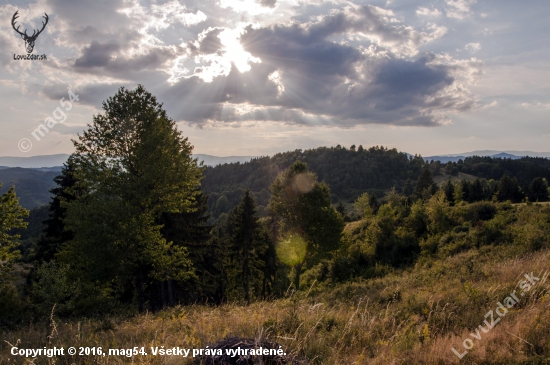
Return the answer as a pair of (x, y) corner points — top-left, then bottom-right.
(1, 86), (550, 364)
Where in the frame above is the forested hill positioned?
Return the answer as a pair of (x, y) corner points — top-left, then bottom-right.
(201, 146), (550, 219)
(202, 145), (425, 216)
(456, 155), (550, 185)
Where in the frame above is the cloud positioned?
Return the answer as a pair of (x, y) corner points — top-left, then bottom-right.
(521, 102), (550, 109)
(446, 0), (476, 19)
(157, 10), (481, 128)
(416, 7), (442, 17)
(5, 0), (482, 132)
(258, 0), (277, 9)
(74, 41), (120, 68)
(464, 42), (481, 53)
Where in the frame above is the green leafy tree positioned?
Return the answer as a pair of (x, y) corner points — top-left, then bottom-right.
(228, 189), (267, 304)
(528, 177), (549, 202)
(354, 192), (374, 218)
(0, 186), (29, 280)
(269, 161), (343, 290)
(60, 85), (203, 313)
(425, 191), (452, 234)
(496, 175), (523, 203)
(0, 185), (29, 321)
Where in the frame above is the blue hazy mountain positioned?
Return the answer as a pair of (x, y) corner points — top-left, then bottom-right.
(425, 150), (550, 163)
(0, 153), (256, 168)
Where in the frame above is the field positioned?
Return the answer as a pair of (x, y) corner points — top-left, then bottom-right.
(3, 244), (549, 364)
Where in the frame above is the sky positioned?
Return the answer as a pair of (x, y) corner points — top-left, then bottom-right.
(0, 0), (549, 157)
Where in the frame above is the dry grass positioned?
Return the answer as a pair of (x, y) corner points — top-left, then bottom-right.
(2, 247), (550, 364)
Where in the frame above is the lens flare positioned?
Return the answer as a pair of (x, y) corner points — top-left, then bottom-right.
(276, 232), (307, 266)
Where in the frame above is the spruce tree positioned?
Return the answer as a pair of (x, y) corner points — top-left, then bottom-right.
(160, 191), (222, 306)
(469, 179), (484, 202)
(33, 157), (80, 263)
(414, 169), (435, 200)
(443, 179), (455, 205)
(229, 189), (267, 304)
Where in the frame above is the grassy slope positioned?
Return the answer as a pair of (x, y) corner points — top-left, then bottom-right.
(2, 244), (549, 364)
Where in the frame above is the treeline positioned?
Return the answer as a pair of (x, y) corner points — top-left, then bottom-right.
(202, 148), (550, 220)
(202, 146), (425, 219)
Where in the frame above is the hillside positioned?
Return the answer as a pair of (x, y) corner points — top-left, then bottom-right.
(202, 146), (425, 217)
(3, 226), (550, 364)
(0, 168), (57, 209)
(4, 146), (550, 214)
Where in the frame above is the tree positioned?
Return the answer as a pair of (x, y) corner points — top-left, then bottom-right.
(160, 190), (216, 307)
(496, 175), (522, 202)
(0, 186), (29, 279)
(469, 179), (484, 202)
(528, 177), (549, 202)
(354, 192), (373, 218)
(269, 161), (343, 290)
(33, 157), (80, 263)
(228, 189), (267, 304)
(60, 85), (203, 313)
(0, 185), (29, 321)
(443, 179), (455, 205)
(414, 169), (435, 200)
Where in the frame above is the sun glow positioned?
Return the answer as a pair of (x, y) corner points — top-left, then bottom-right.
(190, 26), (261, 82)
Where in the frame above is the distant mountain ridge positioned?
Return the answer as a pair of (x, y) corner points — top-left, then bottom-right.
(425, 150), (550, 163)
(0, 154), (257, 168)
(2, 150), (549, 169)
(193, 154), (257, 166)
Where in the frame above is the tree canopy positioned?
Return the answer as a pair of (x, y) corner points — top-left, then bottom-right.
(59, 85), (204, 313)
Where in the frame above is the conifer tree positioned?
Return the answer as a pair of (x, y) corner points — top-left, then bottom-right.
(443, 179), (455, 205)
(229, 189), (267, 304)
(158, 191), (214, 306)
(33, 157), (80, 263)
(414, 169), (435, 200)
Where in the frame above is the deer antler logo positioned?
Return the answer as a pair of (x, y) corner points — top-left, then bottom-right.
(11, 11), (49, 54)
